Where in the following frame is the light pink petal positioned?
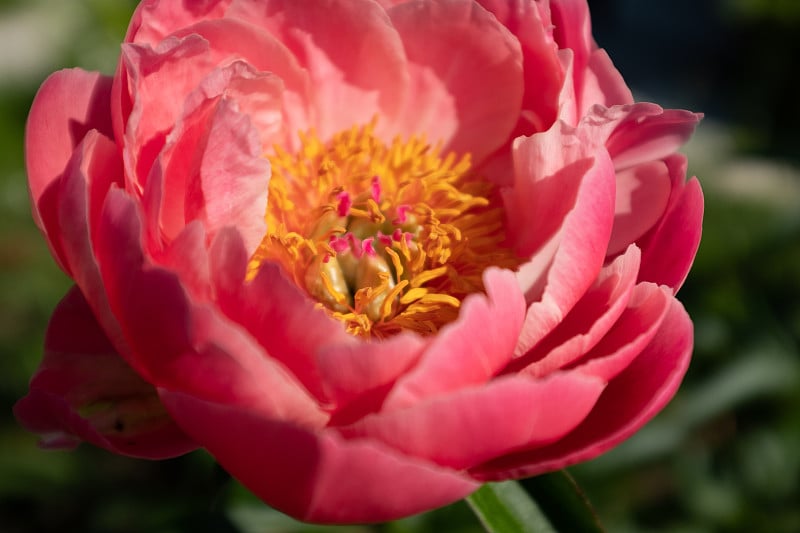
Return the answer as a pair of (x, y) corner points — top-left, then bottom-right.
(340, 373), (605, 470)
(637, 155), (704, 291)
(26, 69), (113, 268)
(383, 268), (525, 410)
(508, 122), (616, 355)
(511, 245), (640, 377)
(172, 19), (313, 146)
(14, 286), (196, 459)
(574, 282), (672, 381)
(160, 391), (478, 523)
(95, 189), (326, 427)
(228, 0), (409, 140)
(125, 0), (232, 44)
(579, 48), (633, 112)
(119, 35), (217, 190)
(209, 228), (344, 403)
(389, 0), (523, 163)
(607, 160), (672, 255)
(471, 298), (693, 480)
(143, 61), (272, 253)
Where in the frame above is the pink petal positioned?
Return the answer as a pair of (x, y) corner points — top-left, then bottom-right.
(574, 282), (672, 381)
(57, 131), (122, 313)
(317, 333), (428, 415)
(472, 297), (693, 480)
(26, 69), (113, 268)
(210, 228), (345, 404)
(95, 188), (326, 427)
(160, 391), (478, 523)
(637, 156), (704, 291)
(14, 286), (196, 459)
(119, 35), (218, 190)
(125, 0), (232, 45)
(389, 0), (523, 163)
(607, 160), (672, 256)
(227, 0), (409, 140)
(512, 245), (640, 377)
(549, 0), (593, 105)
(340, 373), (605, 470)
(603, 105), (702, 171)
(383, 268), (526, 410)
(142, 61), (273, 252)
(508, 122), (616, 355)
(477, 0), (563, 135)
(579, 48), (633, 112)
(172, 19), (313, 146)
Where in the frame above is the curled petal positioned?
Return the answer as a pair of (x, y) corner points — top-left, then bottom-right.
(14, 286), (196, 459)
(160, 391), (478, 523)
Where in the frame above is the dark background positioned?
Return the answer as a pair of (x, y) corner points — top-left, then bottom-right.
(1, 0), (798, 531)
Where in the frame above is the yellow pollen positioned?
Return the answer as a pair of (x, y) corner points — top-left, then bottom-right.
(248, 121), (522, 339)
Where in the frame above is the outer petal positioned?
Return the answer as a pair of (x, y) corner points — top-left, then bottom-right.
(637, 155), (704, 291)
(340, 373), (605, 470)
(125, 0), (232, 45)
(160, 391), (479, 523)
(389, 0), (524, 163)
(510, 245), (640, 377)
(26, 69), (113, 268)
(95, 188), (327, 428)
(472, 297), (693, 480)
(14, 286), (196, 459)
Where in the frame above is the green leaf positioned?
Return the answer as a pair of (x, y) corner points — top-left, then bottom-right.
(466, 474), (603, 533)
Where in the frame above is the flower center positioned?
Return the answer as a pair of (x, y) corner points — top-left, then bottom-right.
(248, 122), (522, 338)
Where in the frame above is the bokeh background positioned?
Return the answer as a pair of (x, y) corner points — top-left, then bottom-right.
(1, 0), (798, 531)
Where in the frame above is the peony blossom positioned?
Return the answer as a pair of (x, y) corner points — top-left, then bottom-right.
(16, 0), (702, 524)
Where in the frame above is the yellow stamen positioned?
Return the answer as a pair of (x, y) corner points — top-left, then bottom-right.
(248, 121), (522, 339)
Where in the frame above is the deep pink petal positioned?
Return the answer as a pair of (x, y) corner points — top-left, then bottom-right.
(227, 0), (409, 140)
(389, 0), (523, 163)
(574, 282), (672, 381)
(95, 188), (326, 427)
(341, 373), (605, 470)
(210, 229), (345, 403)
(318, 333), (428, 414)
(383, 268), (526, 410)
(26, 69), (113, 268)
(601, 105), (702, 171)
(57, 131), (122, 315)
(14, 286), (196, 459)
(607, 160), (672, 255)
(637, 156), (704, 290)
(160, 391), (478, 523)
(472, 298), (693, 480)
(512, 245), (640, 377)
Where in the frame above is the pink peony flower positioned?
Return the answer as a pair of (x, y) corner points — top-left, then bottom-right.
(16, 0), (703, 523)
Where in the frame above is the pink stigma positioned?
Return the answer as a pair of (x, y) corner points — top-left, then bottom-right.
(371, 176), (382, 202)
(336, 191), (352, 216)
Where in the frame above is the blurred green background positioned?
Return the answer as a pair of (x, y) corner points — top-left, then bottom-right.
(1, 0), (798, 531)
